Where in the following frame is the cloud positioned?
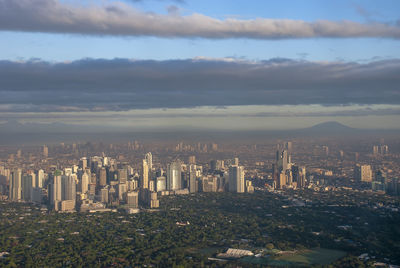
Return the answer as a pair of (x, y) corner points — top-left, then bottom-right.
(0, 0), (400, 39)
(0, 58), (400, 113)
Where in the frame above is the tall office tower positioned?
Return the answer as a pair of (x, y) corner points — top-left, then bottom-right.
(354, 152), (360, 162)
(141, 159), (149, 189)
(118, 168), (128, 184)
(189, 164), (197, 193)
(291, 165), (299, 186)
(99, 168), (107, 187)
(17, 149), (22, 159)
(62, 175), (76, 201)
(228, 165), (245, 193)
(373, 145), (379, 155)
(167, 160), (182, 191)
(118, 183), (127, 201)
(81, 172), (89, 194)
(354, 165), (373, 182)
(233, 157), (239, 166)
(43, 145), (48, 158)
(100, 187), (109, 203)
(50, 175), (62, 205)
(22, 174), (33, 201)
(9, 169), (22, 201)
(156, 176), (166, 192)
(79, 157), (88, 170)
(299, 167), (306, 188)
(126, 191), (139, 208)
(29, 172), (36, 188)
(278, 171), (287, 189)
(145, 152), (153, 171)
(188, 156), (196, 165)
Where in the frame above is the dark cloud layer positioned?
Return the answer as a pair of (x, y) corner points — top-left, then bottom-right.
(1, 58), (400, 112)
(0, 0), (400, 39)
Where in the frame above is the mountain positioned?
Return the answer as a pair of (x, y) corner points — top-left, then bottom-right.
(307, 121), (355, 131)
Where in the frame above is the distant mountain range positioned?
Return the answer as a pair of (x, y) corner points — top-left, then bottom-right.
(0, 120), (398, 145)
(297, 121), (356, 134)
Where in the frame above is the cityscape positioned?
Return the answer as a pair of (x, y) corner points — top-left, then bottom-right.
(0, 135), (399, 266)
(1, 0), (400, 267)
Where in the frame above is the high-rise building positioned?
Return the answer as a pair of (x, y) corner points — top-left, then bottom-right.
(167, 160), (182, 191)
(100, 187), (109, 203)
(81, 172), (89, 194)
(43, 145), (48, 158)
(9, 169), (22, 201)
(189, 164), (197, 193)
(354, 164), (373, 182)
(141, 159), (149, 189)
(22, 174), (33, 201)
(118, 168), (128, 184)
(145, 152), (153, 171)
(99, 168), (107, 186)
(37, 169), (45, 188)
(156, 176), (166, 192)
(62, 175), (76, 201)
(279, 171), (287, 189)
(50, 175), (62, 206)
(79, 157), (88, 170)
(118, 183), (127, 201)
(228, 165), (245, 193)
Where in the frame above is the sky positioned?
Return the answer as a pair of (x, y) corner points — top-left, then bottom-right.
(0, 0), (399, 130)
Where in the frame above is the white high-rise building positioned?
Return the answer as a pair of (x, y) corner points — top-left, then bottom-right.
(145, 152), (153, 171)
(189, 164), (197, 193)
(142, 159), (149, 189)
(9, 169), (22, 201)
(37, 169), (44, 188)
(229, 165), (245, 193)
(355, 165), (373, 182)
(81, 172), (89, 194)
(167, 160), (182, 191)
(51, 175), (62, 205)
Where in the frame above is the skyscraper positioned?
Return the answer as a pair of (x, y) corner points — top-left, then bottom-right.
(229, 165), (245, 193)
(145, 152), (152, 171)
(62, 175), (76, 201)
(189, 164), (197, 193)
(141, 159), (149, 189)
(99, 167), (107, 187)
(354, 165), (373, 182)
(43, 145), (48, 158)
(81, 172), (89, 194)
(118, 168), (128, 184)
(37, 169), (44, 188)
(22, 174), (33, 201)
(9, 169), (22, 201)
(167, 160), (182, 191)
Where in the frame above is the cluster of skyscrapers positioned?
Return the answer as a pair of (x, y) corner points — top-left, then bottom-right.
(272, 143), (306, 190)
(3, 150), (254, 212)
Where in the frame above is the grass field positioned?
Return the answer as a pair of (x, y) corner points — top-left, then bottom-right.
(269, 248), (347, 266)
